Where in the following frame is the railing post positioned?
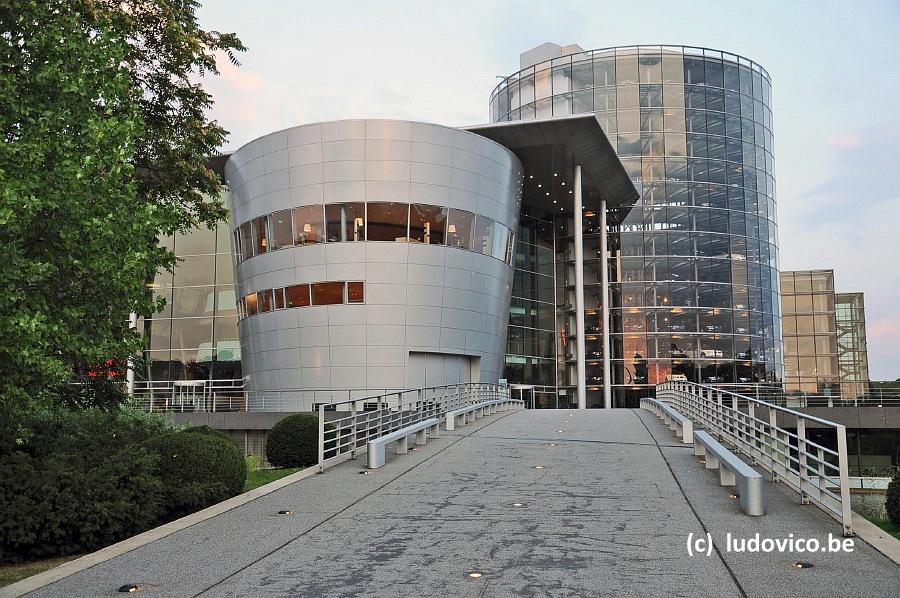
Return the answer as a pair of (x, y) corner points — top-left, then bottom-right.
(318, 403), (326, 473)
(836, 424), (853, 536)
(797, 418), (810, 504)
(350, 400), (358, 457)
(769, 406), (780, 482)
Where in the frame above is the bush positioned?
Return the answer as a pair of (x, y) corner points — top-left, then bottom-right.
(887, 469), (900, 526)
(0, 446), (162, 563)
(265, 413), (323, 468)
(143, 430), (246, 521)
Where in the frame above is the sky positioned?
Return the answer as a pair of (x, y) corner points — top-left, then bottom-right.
(197, 0), (900, 380)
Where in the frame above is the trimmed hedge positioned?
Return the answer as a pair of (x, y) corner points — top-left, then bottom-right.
(143, 429), (247, 520)
(0, 409), (167, 563)
(887, 469), (900, 526)
(0, 408), (250, 564)
(265, 413), (321, 468)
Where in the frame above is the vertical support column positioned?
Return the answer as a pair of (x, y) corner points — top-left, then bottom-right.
(125, 312), (138, 396)
(573, 165), (587, 410)
(600, 197), (611, 410)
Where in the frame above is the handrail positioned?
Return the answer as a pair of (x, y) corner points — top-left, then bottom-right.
(656, 380), (853, 535)
(317, 383), (511, 473)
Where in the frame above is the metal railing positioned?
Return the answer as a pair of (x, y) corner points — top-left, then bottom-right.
(657, 380), (853, 535)
(317, 383), (511, 472)
(694, 383), (900, 408)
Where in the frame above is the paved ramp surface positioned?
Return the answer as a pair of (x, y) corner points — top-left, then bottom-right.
(25, 410), (899, 597)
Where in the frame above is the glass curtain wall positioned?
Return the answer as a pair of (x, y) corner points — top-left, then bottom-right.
(142, 215), (240, 385)
(835, 292), (870, 400)
(780, 270), (838, 395)
(505, 214), (561, 407)
(492, 46), (781, 406)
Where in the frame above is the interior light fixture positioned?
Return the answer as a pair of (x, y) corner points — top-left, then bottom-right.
(303, 223), (312, 233)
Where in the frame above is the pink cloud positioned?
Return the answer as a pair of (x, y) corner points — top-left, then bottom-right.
(215, 51), (264, 92)
(827, 135), (860, 149)
(868, 318), (900, 338)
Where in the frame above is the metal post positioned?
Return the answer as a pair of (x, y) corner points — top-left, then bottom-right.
(600, 197), (611, 410)
(573, 164), (587, 410)
(797, 417), (809, 504)
(836, 424), (853, 535)
(125, 312), (138, 396)
(317, 403), (326, 472)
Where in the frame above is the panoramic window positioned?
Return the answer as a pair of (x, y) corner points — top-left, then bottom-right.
(366, 202), (409, 241)
(269, 210), (293, 250)
(409, 204), (446, 244)
(285, 284), (310, 308)
(292, 205), (324, 245)
(325, 202), (365, 242)
(244, 292), (258, 316)
(239, 222), (254, 260)
(446, 209), (474, 249)
(312, 281), (344, 305)
(257, 289), (273, 313)
(472, 215), (494, 254)
(252, 216), (268, 255)
(347, 281), (364, 303)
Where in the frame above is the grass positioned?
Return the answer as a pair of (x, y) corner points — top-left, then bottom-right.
(243, 467), (301, 492)
(0, 556), (78, 588)
(866, 516), (900, 541)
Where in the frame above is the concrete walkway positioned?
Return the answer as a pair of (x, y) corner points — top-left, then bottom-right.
(21, 409), (900, 597)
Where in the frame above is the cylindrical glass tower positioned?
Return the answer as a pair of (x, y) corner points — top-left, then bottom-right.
(492, 45), (782, 406)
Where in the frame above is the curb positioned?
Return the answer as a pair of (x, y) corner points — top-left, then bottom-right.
(850, 513), (900, 566)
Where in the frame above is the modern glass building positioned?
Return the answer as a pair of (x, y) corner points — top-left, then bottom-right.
(836, 292), (870, 400)
(139, 42), (786, 411)
(140, 212), (242, 392)
(491, 43), (782, 407)
(779, 269), (871, 399)
(780, 269), (839, 395)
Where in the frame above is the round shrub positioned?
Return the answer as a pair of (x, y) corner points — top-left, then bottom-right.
(143, 430), (247, 521)
(887, 469), (900, 526)
(266, 413), (323, 468)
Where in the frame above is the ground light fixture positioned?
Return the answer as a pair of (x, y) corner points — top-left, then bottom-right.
(359, 470), (371, 475)
(533, 465), (545, 469)
(791, 562), (814, 569)
(467, 572), (484, 579)
(511, 502), (525, 507)
(277, 510), (293, 515)
(118, 585), (143, 593)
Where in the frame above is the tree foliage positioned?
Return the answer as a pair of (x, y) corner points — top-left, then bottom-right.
(0, 1), (244, 424)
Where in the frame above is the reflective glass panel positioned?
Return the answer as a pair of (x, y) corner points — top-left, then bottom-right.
(347, 281), (364, 304)
(285, 284), (310, 308)
(447, 209), (474, 249)
(270, 210), (293, 250)
(292, 205), (325, 245)
(325, 203), (365, 242)
(409, 204), (446, 244)
(366, 202), (409, 241)
(472, 215), (494, 254)
(312, 282), (343, 305)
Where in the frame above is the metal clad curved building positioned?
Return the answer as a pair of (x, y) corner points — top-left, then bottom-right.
(224, 120), (523, 408)
(491, 44), (781, 406)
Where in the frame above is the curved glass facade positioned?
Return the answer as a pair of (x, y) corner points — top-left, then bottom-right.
(492, 45), (782, 406)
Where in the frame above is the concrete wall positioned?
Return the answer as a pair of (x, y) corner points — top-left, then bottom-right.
(224, 120), (522, 409)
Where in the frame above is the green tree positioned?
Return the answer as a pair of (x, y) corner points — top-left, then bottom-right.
(0, 1), (243, 436)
